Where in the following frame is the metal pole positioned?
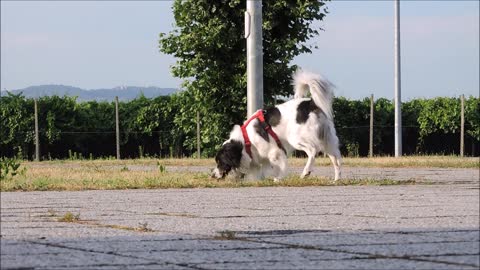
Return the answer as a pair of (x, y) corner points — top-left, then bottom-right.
(460, 94), (464, 157)
(245, 0), (263, 117)
(196, 111), (201, 159)
(115, 96), (120, 160)
(369, 94), (374, 158)
(394, 0), (402, 157)
(34, 99), (40, 161)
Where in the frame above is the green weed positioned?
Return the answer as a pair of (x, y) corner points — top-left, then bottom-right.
(58, 212), (80, 222)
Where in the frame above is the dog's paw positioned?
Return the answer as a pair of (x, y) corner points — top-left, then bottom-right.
(300, 171), (311, 179)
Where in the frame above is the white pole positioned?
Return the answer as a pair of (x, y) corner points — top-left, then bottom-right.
(460, 94), (464, 157)
(369, 94), (374, 158)
(115, 96), (120, 160)
(394, 0), (402, 157)
(245, 0), (263, 117)
(34, 99), (40, 161)
(197, 111), (201, 159)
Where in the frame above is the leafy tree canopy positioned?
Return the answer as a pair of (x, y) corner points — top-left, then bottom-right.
(159, 0), (329, 155)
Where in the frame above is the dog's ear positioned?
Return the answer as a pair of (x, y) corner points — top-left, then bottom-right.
(215, 140), (244, 173)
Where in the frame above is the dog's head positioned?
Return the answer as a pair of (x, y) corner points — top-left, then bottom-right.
(212, 140), (244, 179)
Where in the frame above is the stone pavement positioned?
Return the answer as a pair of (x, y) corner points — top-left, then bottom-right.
(1, 168), (479, 269)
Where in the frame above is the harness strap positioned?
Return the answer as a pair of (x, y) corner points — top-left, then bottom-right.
(241, 109), (286, 159)
(240, 124), (252, 158)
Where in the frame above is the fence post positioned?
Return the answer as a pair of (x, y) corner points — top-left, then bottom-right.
(197, 111), (201, 159)
(34, 98), (40, 161)
(369, 94), (374, 158)
(115, 96), (120, 160)
(460, 94), (464, 157)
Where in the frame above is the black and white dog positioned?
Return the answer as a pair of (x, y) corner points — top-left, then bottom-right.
(212, 69), (342, 181)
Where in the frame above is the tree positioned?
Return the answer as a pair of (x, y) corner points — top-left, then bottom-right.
(0, 93), (34, 158)
(159, 0), (329, 156)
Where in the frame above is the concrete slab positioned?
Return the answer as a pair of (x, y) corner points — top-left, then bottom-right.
(1, 169), (479, 269)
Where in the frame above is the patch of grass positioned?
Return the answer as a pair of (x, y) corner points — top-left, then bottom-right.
(58, 212), (80, 222)
(23, 155), (478, 168)
(2, 155), (475, 192)
(0, 167), (416, 191)
(334, 156), (479, 169)
(214, 230), (238, 240)
(97, 222), (154, 232)
(156, 161), (167, 173)
(137, 222), (153, 232)
(52, 209), (154, 232)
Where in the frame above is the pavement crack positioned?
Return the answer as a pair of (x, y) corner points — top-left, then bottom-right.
(24, 240), (206, 270)
(145, 212), (199, 218)
(225, 237), (480, 268)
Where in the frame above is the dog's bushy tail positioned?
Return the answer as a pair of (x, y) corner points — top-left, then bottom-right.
(292, 69), (335, 120)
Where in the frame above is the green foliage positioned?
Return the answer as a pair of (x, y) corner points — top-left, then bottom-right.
(413, 96), (479, 153)
(0, 93), (34, 158)
(345, 142), (360, 157)
(331, 96), (479, 156)
(0, 94), (183, 159)
(0, 157), (26, 180)
(0, 93), (478, 158)
(159, 0), (329, 156)
(417, 97), (461, 140)
(465, 96), (480, 141)
(333, 97), (370, 155)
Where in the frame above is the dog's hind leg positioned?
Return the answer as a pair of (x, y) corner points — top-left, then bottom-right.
(327, 151), (342, 181)
(296, 146), (317, 179)
(322, 123), (342, 181)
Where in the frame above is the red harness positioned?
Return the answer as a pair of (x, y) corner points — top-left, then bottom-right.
(241, 109), (286, 159)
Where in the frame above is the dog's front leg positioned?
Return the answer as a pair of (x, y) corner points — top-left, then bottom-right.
(244, 163), (263, 181)
(268, 150), (287, 182)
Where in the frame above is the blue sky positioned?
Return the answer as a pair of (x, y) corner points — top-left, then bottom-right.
(1, 0), (478, 100)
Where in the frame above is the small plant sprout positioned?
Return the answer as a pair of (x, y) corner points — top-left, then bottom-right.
(138, 222), (153, 232)
(47, 209), (57, 217)
(156, 161), (166, 173)
(58, 212), (80, 222)
(216, 230), (237, 240)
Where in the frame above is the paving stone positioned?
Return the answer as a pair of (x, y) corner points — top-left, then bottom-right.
(0, 250), (153, 269)
(55, 237), (283, 253)
(197, 258), (471, 270)
(332, 241), (479, 257)
(1, 168), (479, 269)
(417, 255), (480, 266)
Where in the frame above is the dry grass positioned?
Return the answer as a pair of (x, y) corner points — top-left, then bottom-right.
(55, 211), (154, 232)
(0, 163), (413, 192)
(1, 155), (475, 192)
(318, 156), (479, 168)
(28, 155), (478, 168)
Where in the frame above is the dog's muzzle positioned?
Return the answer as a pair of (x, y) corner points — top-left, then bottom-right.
(211, 168), (226, 179)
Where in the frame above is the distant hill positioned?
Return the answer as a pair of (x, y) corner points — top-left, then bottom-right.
(5, 85), (178, 101)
